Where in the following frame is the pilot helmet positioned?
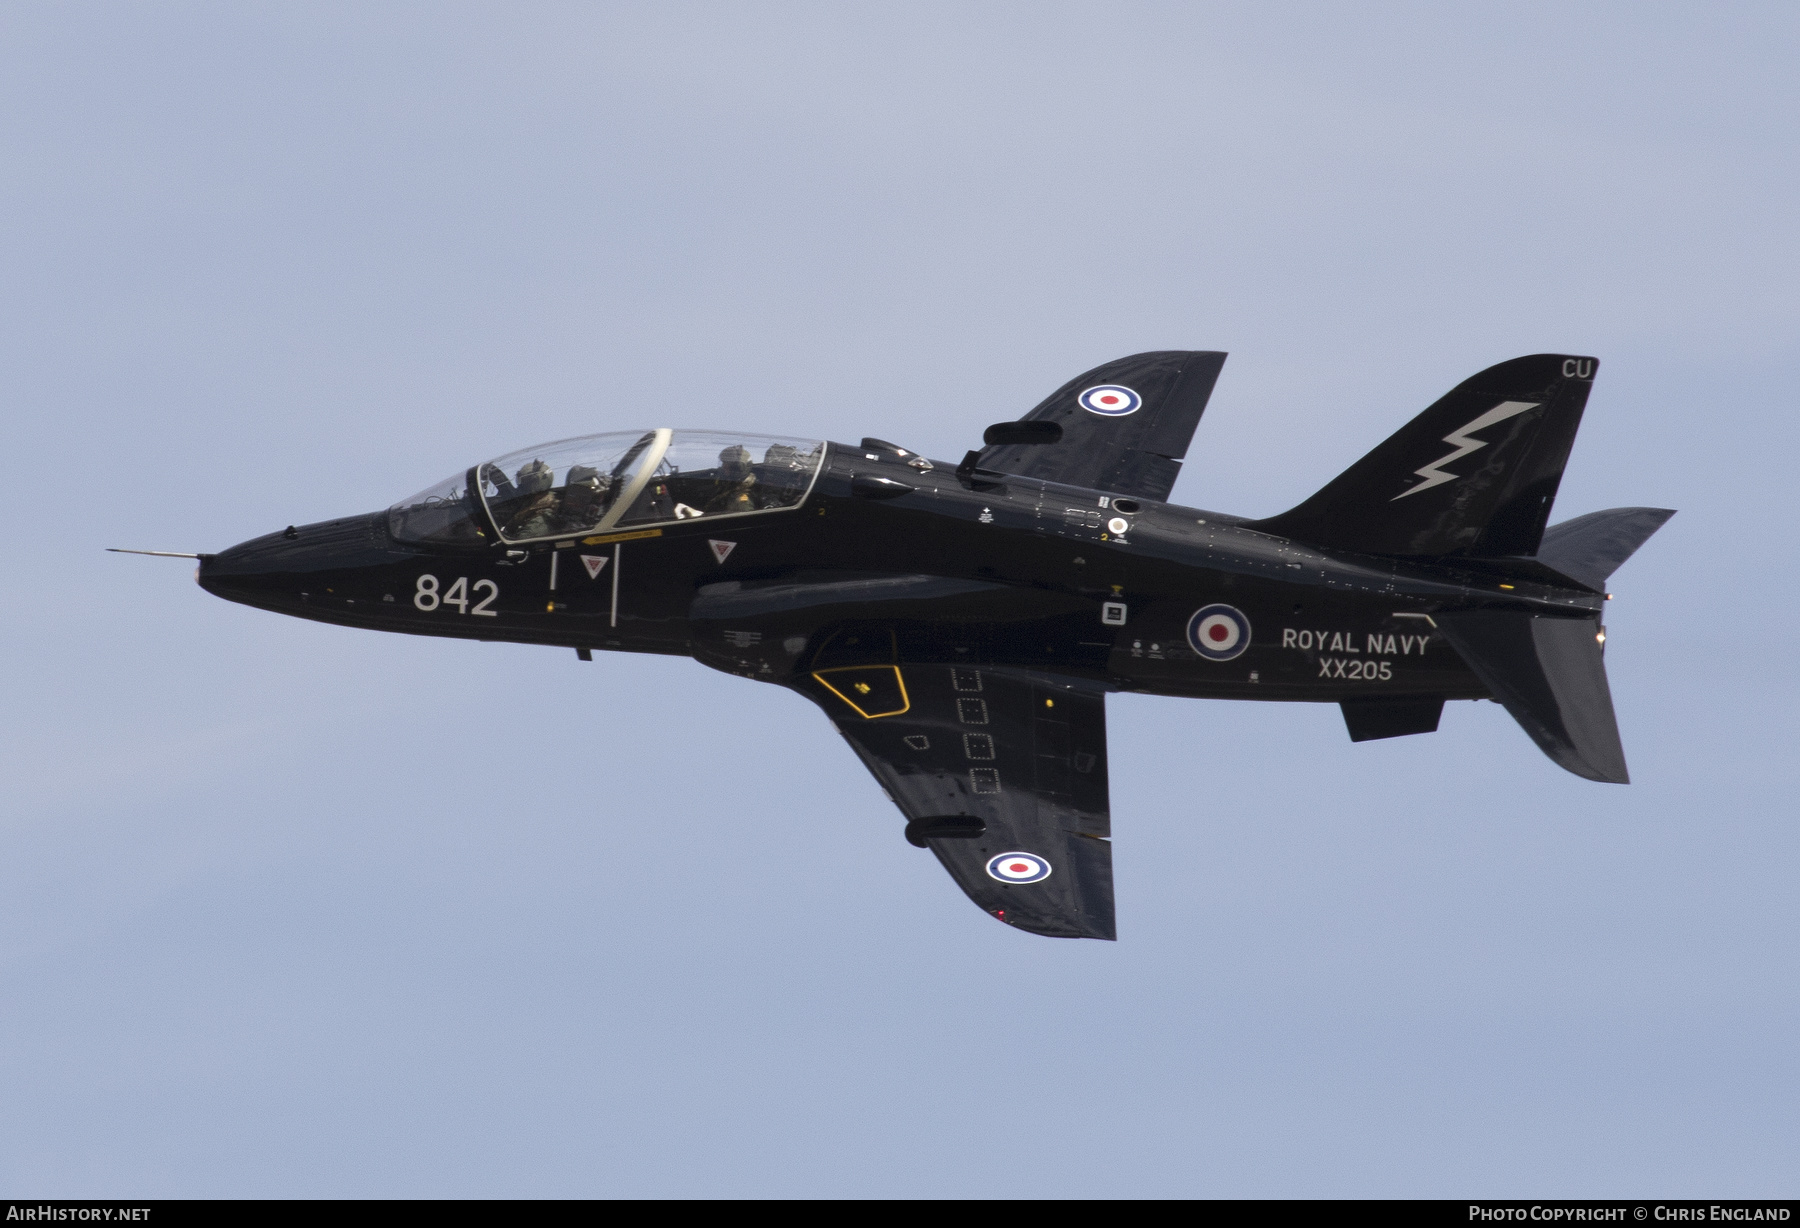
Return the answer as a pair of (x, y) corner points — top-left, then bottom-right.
(516, 459), (554, 494)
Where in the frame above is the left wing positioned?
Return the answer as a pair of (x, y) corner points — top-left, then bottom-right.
(793, 663), (1115, 940)
(973, 350), (1227, 501)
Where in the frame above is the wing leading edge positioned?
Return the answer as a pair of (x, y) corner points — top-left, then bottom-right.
(792, 664), (1115, 940)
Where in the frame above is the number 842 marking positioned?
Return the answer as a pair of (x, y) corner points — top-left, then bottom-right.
(415, 574), (498, 616)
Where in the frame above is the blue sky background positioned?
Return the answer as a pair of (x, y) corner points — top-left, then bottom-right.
(2, 2), (1796, 1197)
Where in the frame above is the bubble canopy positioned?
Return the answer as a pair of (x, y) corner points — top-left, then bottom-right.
(388, 430), (826, 546)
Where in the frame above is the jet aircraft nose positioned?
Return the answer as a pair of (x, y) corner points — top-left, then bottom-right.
(198, 513), (392, 612)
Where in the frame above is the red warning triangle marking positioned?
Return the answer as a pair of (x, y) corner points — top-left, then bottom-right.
(708, 540), (737, 564)
(580, 554), (609, 579)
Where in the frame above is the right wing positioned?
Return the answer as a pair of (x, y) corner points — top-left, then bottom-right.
(792, 663), (1115, 940)
(974, 350), (1227, 501)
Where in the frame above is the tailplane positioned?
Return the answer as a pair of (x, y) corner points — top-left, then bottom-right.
(1436, 612), (1629, 783)
(1250, 354), (1599, 557)
(1534, 507), (1676, 591)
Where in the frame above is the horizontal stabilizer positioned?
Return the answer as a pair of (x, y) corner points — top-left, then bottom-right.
(1436, 612), (1628, 783)
(1534, 507), (1675, 591)
(1250, 354), (1598, 557)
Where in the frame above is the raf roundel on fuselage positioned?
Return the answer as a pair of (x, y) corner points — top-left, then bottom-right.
(1187, 604), (1251, 661)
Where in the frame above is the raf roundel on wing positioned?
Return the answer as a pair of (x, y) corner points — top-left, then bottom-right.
(1187, 603), (1251, 661)
(1077, 384), (1142, 416)
(986, 852), (1052, 884)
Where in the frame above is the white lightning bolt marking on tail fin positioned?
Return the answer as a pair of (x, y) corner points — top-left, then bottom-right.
(1391, 400), (1540, 500)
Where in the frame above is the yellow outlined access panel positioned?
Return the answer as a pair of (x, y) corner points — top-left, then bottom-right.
(812, 666), (910, 719)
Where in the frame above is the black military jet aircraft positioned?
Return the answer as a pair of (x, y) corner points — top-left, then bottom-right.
(124, 351), (1671, 941)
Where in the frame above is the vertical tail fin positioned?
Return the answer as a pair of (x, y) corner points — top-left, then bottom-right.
(1436, 612), (1629, 783)
(1250, 355), (1599, 557)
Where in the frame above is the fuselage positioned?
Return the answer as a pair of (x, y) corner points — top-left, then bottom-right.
(198, 437), (1605, 706)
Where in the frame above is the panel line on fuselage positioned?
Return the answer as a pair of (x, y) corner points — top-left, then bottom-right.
(610, 542), (621, 628)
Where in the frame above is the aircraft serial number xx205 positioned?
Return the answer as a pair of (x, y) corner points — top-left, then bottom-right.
(133, 351), (1672, 941)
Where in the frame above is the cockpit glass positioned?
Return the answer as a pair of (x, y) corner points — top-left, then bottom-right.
(468, 429), (824, 544)
(474, 430), (655, 543)
(387, 471), (487, 546)
(615, 432), (824, 529)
